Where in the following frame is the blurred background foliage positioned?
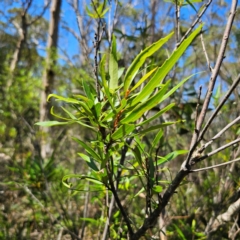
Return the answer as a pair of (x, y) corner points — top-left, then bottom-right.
(0, 0), (240, 239)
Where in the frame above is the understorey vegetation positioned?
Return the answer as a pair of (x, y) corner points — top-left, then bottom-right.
(1, 0), (240, 239)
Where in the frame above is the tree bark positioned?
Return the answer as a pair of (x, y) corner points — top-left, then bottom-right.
(40, 0), (62, 158)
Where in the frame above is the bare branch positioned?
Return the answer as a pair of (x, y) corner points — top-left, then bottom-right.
(28, 0), (50, 26)
(191, 157), (240, 173)
(205, 197), (240, 234)
(175, 0), (180, 45)
(195, 0), (238, 138)
(194, 86), (202, 134)
(198, 116), (240, 153)
(22, 184), (81, 240)
(194, 138), (240, 165)
(184, 0), (238, 169)
(199, 74), (240, 142)
(178, 0), (213, 46)
(200, 30), (212, 72)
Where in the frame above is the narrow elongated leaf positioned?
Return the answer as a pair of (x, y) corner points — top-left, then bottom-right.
(118, 67), (125, 79)
(73, 94), (90, 102)
(132, 24), (202, 105)
(185, 0), (198, 13)
(35, 121), (70, 127)
(82, 80), (94, 102)
(111, 124), (135, 140)
(62, 174), (104, 189)
(75, 120), (97, 131)
(48, 93), (80, 104)
(109, 54), (118, 92)
(121, 81), (170, 124)
(75, 101), (94, 117)
(160, 73), (202, 102)
(100, 54), (114, 109)
(157, 149), (188, 166)
(73, 137), (102, 161)
(137, 103), (175, 126)
(152, 185), (163, 193)
(50, 107), (71, 121)
(92, 102), (101, 120)
(134, 187), (145, 198)
(150, 129), (163, 155)
(48, 93), (93, 116)
(132, 146), (143, 167)
(86, 1), (109, 19)
(131, 67), (158, 92)
(137, 121), (182, 135)
(61, 106), (77, 120)
(78, 153), (99, 171)
(124, 32), (174, 96)
(112, 34), (117, 59)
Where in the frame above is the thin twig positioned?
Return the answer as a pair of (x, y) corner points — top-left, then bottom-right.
(194, 86), (202, 135)
(106, 159), (134, 237)
(131, 2), (238, 237)
(199, 74), (240, 142)
(28, 0), (50, 25)
(23, 184), (81, 240)
(178, 0), (213, 46)
(93, 21), (105, 101)
(200, 30), (212, 71)
(72, 0), (91, 61)
(175, 0), (180, 45)
(191, 157), (240, 173)
(194, 138), (240, 165)
(199, 116), (240, 153)
(184, 0), (238, 169)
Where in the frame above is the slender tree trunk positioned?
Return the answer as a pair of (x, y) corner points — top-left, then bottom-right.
(10, 15), (27, 72)
(7, 12), (28, 90)
(40, 0), (62, 159)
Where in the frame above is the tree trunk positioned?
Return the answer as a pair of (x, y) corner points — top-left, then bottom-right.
(40, 0), (62, 159)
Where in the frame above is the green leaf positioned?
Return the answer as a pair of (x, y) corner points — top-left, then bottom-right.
(75, 120), (97, 131)
(50, 106), (71, 121)
(132, 24), (202, 105)
(62, 174), (104, 189)
(48, 93), (80, 104)
(173, 224), (187, 240)
(161, 73), (202, 102)
(100, 54), (114, 109)
(131, 67), (158, 92)
(109, 54), (118, 92)
(150, 129), (163, 155)
(86, 1), (109, 19)
(121, 81), (170, 123)
(92, 102), (101, 119)
(111, 124), (135, 140)
(48, 93), (93, 116)
(111, 34), (117, 59)
(152, 185), (163, 193)
(185, 0), (198, 13)
(73, 137), (102, 162)
(124, 32), (174, 96)
(35, 121), (70, 127)
(134, 187), (145, 198)
(82, 80), (94, 102)
(137, 121), (182, 135)
(157, 150), (188, 166)
(79, 218), (100, 225)
(137, 103), (175, 126)
(132, 145), (143, 169)
(78, 153), (99, 171)
(118, 67), (125, 80)
(61, 106), (77, 120)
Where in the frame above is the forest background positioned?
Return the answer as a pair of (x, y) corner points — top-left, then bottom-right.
(0, 0), (240, 239)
